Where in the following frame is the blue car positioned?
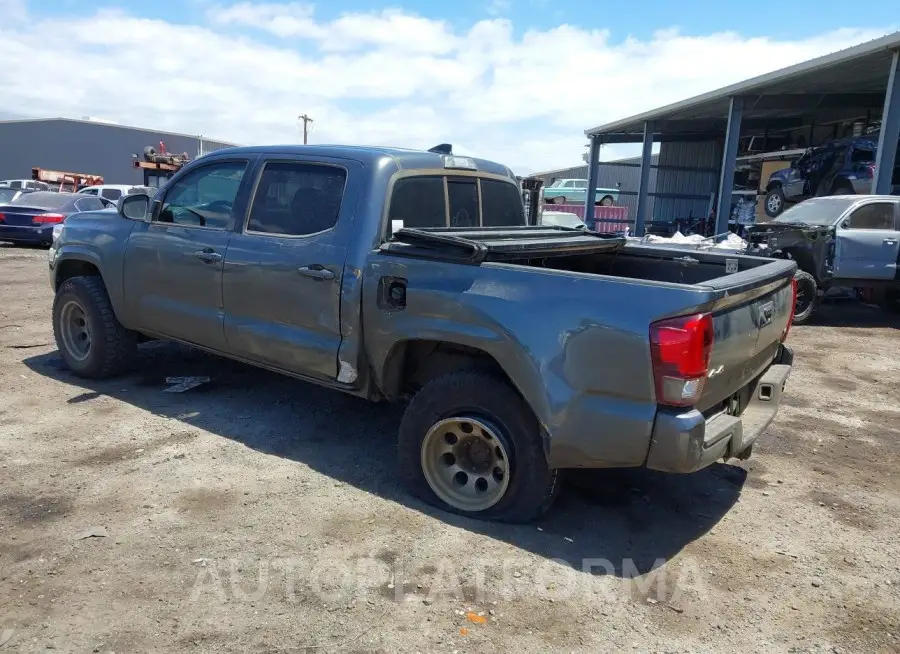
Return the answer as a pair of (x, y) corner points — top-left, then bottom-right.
(764, 135), (900, 218)
(0, 191), (107, 246)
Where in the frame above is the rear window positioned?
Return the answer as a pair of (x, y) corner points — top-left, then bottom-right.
(448, 180), (478, 227)
(388, 175), (525, 231)
(389, 177), (446, 229)
(101, 188), (123, 200)
(482, 179), (525, 227)
(10, 192), (72, 210)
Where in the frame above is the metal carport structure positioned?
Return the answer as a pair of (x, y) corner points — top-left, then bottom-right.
(583, 31), (900, 237)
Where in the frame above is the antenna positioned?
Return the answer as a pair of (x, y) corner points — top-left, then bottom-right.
(428, 143), (453, 154)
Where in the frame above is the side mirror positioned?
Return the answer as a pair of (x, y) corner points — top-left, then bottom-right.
(118, 193), (150, 221)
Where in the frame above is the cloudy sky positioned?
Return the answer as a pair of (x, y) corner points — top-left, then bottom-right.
(0, 0), (896, 173)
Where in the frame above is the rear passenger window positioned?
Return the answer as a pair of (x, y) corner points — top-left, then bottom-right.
(481, 180), (526, 227)
(101, 188), (122, 200)
(389, 176), (446, 228)
(247, 162), (346, 236)
(846, 203), (894, 230)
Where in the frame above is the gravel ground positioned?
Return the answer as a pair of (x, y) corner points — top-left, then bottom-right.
(1, 243), (899, 654)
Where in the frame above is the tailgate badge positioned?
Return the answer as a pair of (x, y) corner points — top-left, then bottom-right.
(759, 302), (774, 327)
(708, 365), (724, 378)
(725, 259), (739, 274)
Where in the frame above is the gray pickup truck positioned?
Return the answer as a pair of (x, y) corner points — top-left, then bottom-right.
(48, 144), (797, 522)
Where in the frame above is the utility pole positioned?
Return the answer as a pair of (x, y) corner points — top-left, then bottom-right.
(298, 114), (313, 145)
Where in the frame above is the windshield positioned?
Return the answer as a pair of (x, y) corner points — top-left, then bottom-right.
(9, 191), (72, 210)
(0, 188), (20, 204)
(772, 198), (857, 225)
(548, 180), (564, 188)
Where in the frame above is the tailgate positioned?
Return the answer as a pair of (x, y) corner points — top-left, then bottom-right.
(696, 260), (795, 413)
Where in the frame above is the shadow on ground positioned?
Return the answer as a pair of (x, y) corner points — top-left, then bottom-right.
(25, 343), (747, 576)
(808, 296), (900, 329)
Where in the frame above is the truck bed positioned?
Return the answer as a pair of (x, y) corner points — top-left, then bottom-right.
(383, 225), (796, 415)
(385, 226), (793, 292)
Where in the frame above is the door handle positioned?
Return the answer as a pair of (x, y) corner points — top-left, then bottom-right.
(297, 265), (335, 281)
(193, 249), (222, 263)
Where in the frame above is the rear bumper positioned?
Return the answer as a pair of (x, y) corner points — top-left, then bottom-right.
(0, 224), (53, 244)
(645, 345), (793, 474)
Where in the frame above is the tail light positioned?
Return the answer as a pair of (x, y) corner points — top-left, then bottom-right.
(0, 213), (5, 223)
(32, 213), (65, 224)
(781, 278), (797, 342)
(650, 313), (714, 407)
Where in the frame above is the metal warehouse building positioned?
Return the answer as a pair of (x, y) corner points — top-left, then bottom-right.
(532, 154), (660, 223)
(0, 117), (238, 187)
(580, 31), (900, 236)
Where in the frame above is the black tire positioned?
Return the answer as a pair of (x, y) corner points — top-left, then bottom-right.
(398, 370), (560, 523)
(792, 270), (817, 325)
(876, 288), (900, 314)
(52, 275), (137, 379)
(764, 186), (786, 218)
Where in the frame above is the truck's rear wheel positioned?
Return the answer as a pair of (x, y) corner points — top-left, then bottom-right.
(398, 370), (559, 523)
(52, 276), (137, 379)
(792, 270), (817, 324)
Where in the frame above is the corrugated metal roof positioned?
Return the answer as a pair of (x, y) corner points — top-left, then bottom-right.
(0, 116), (240, 147)
(586, 31), (900, 137)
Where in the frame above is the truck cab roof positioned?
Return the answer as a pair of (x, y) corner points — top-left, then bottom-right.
(208, 144), (518, 179)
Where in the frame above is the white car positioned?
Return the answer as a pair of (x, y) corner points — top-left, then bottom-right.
(540, 210), (587, 229)
(0, 179), (51, 191)
(76, 184), (145, 203)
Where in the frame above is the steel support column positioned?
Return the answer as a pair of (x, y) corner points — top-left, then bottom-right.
(634, 121), (654, 236)
(874, 50), (900, 195)
(715, 96), (744, 239)
(583, 136), (602, 229)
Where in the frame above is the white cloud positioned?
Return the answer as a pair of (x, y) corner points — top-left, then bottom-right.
(0, 2), (894, 174)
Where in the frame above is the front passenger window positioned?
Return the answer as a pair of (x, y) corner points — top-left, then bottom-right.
(157, 161), (247, 229)
(845, 203), (895, 230)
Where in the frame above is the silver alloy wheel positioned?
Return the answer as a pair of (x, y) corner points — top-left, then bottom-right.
(420, 416), (511, 512)
(59, 300), (92, 361)
(767, 193), (782, 213)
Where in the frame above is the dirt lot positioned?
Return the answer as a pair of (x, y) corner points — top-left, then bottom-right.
(1, 244), (899, 654)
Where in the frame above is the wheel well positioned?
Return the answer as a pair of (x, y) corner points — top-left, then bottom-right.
(766, 181), (783, 192)
(381, 339), (510, 401)
(780, 248), (817, 276)
(54, 259), (101, 290)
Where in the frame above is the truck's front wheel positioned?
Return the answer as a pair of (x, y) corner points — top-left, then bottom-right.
(52, 276), (137, 379)
(792, 270), (818, 324)
(398, 370), (559, 523)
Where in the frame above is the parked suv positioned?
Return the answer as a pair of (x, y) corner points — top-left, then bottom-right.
(764, 135), (900, 218)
